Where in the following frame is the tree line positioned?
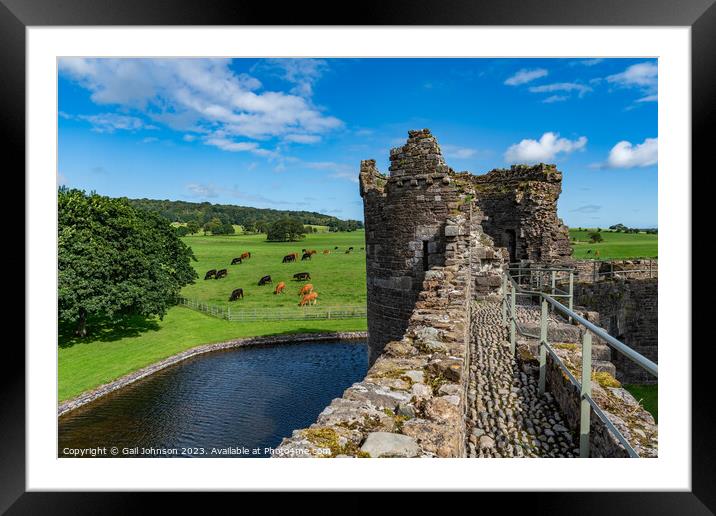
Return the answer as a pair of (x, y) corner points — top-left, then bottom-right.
(128, 198), (363, 234)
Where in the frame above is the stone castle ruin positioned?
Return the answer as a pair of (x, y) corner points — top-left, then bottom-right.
(360, 129), (572, 362)
(275, 129), (657, 459)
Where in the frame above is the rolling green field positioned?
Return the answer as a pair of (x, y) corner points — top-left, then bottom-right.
(179, 231), (367, 308)
(569, 229), (658, 260)
(58, 231), (368, 401)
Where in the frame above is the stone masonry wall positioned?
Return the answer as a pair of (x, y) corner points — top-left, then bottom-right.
(572, 278), (658, 384)
(461, 164), (572, 264)
(273, 214), (482, 457)
(572, 259), (658, 283)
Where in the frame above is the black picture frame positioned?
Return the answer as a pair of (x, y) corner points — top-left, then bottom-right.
(3, 0), (707, 510)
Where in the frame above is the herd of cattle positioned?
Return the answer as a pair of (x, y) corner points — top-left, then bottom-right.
(202, 247), (362, 307)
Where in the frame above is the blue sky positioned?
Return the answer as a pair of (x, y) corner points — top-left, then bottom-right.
(58, 58), (657, 227)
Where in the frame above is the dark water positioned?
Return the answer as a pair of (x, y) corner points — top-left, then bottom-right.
(58, 341), (367, 458)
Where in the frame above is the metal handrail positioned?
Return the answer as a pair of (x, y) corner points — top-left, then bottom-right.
(501, 267), (657, 458)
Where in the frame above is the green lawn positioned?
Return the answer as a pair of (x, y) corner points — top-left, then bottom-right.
(59, 231), (368, 402)
(179, 231), (366, 308)
(58, 306), (367, 402)
(624, 384), (658, 422)
(569, 229), (658, 260)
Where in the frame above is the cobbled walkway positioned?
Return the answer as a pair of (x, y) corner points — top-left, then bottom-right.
(466, 302), (578, 458)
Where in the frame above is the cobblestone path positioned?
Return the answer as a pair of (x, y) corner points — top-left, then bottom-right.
(466, 302), (578, 458)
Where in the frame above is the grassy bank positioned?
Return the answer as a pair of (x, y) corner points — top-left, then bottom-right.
(569, 229), (657, 260)
(59, 306), (367, 402)
(624, 384), (658, 422)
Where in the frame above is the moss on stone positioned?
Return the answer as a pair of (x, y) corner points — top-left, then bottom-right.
(593, 371), (621, 388)
(554, 343), (578, 351)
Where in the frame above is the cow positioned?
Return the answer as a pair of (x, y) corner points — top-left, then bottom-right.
(301, 252), (311, 261)
(323, 249), (330, 254)
(587, 249), (592, 254)
(215, 269), (228, 279)
(229, 288), (244, 301)
(204, 269), (217, 280)
(360, 247), (364, 251)
(282, 254), (296, 263)
(348, 246), (354, 251)
(298, 283), (314, 296)
(240, 251), (251, 260)
(293, 272), (311, 281)
(299, 292), (319, 306)
(231, 257), (242, 265)
(334, 246), (339, 250)
(274, 281), (286, 295)
(345, 249), (351, 254)
(301, 249), (307, 253)
(258, 275), (272, 286)
(308, 249), (317, 255)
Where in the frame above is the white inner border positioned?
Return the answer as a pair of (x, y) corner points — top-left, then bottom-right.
(27, 27), (690, 491)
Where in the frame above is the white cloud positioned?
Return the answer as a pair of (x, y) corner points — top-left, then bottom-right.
(75, 112), (150, 133)
(528, 82), (592, 98)
(141, 137), (159, 143)
(542, 95), (568, 103)
(441, 144), (479, 159)
(504, 132), (587, 164)
(574, 58), (604, 67)
(607, 62), (657, 90)
(636, 94), (658, 103)
(186, 183), (219, 198)
(606, 137), (657, 168)
(58, 58), (342, 150)
(284, 133), (321, 144)
(254, 58), (328, 97)
(504, 68), (548, 86)
(182, 134), (197, 142)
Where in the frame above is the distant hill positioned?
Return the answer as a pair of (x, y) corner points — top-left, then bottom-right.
(128, 198), (364, 232)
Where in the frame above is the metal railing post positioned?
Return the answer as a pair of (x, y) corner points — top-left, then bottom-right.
(538, 299), (548, 395)
(568, 271), (574, 324)
(501, 274), (507, 326)
(580, 331), (593, 458)
(510, 283), (516, 354)
(551, 270), (556, 296)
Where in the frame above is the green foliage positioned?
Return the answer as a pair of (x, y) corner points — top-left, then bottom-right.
(624, 384), (658, 422)
(58, 188), (198, 337)
(589, 231), (604, 243)
(127, 197), (363, 231)
(266, 218), (307, 242)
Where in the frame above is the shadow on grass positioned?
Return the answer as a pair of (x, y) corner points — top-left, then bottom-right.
(59, 315), (161, 349)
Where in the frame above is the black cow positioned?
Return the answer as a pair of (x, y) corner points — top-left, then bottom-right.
(360, 247), (364, 250)
(345, 249), (351, 254)
(334, 246), (339, 250)
(283, 254), (296, 263)
(348, 246), (354, 251)
(293, 272), (311, 281)
(231, 257), (242, 265)
(301, 253), (311, 261)
(229, 288), (244, 301)
(215, 269), (228, 279)
(204, 269), (217, 280)
(258, 275), (272, 286)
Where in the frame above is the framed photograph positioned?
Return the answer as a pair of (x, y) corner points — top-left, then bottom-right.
(4, 0), (709, 509)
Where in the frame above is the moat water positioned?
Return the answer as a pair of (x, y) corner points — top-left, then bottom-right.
(58, 340), (368, 458)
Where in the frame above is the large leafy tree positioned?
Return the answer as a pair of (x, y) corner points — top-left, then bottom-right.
(266, 218), (307, 242)
(58, 188), (198, 337)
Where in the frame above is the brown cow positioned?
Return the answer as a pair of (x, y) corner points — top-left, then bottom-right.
(240, 251), (251, 260)
(274, 281), (286, 295)
(323, 249), (330, 254)
(298, 283), (314, 296)
(308, 249), (317, 255)
(299, 291), (318, 306)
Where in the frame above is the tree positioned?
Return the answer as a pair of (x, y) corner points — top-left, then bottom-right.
(589, 231), (603, 243)
(186, 220), (200, 234)
(212, 222), (236, 235)
(175, 225), (190, 237)
(266, 218), (307, 242)
(58, 188), (197, 337)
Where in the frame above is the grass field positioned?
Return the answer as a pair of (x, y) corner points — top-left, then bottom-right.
(58, 306), (367, 402)
(179, 231), (367, 308)
(569, 229), (658, 260)
(624, 384), (658, 422)
(58, 231), (368, 401)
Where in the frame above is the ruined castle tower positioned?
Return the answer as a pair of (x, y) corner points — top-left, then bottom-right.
(359, 129), (572, 363)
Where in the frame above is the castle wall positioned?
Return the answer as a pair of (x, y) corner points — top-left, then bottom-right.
(572, 278), (658, 384)
(464, 165), (572, 264)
